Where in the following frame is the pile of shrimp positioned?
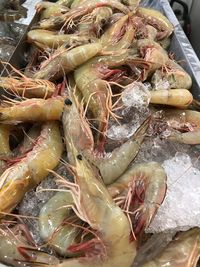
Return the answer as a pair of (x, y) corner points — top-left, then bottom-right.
(0, 0), (200, 266)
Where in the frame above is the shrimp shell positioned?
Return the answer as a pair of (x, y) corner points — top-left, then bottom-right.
(34, 43), (102, 81)
(0, 96), (64, 123)
(0, 121), (63, 216)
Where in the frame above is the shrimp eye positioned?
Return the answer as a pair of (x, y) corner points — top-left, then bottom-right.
(65, 98), (72, 105)
(77, 154), (82, 160)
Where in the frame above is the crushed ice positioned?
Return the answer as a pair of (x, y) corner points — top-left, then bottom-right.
(107, 82), (150, 141)
(147, 152), (200, 233)
(121, 82), (151, 110)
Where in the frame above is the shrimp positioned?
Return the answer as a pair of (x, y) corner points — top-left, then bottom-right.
(150, 89), (193, 108)
(33, 143), (136, 267)
(100, 14), (135, 51)
(159, 109), (200, 145)
(136, 7), (174, 40)
(88, 117), (150, 185)
(34, 43), (102, 81)
(28, 30), (91, 50)
(0, 124), (12, 156)
(36, 1), (70, 19)
(0, 69), (57, 99)
(35, 1), (70, 19)
(74, 51), (131, 139)
(36, 1), (129, 30)
(0, 121), (63, 216)
(0, 96), (64, 123)
(136, 39), (169, 80)
(39, 191), (81, 257)
(62, 93), (94, 164)
(141, 228), (200, 267)
(152, 59), (192, 90)
(107, 162), (167, 235)
(0, 224), (59, 266)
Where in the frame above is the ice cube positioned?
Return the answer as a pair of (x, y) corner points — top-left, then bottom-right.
(147, 153), (200, 233)
(122, 82), (151, 112)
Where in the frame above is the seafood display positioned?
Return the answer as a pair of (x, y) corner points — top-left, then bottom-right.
(0, 0), (200, 266)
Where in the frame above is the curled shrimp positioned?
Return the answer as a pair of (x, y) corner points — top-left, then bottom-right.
(158, 109), (200, 145)
(0, 96), (64, 123)
(74, 51), (132, 140)
(0, 121), (63, 216)
(150, 89), (193, 108)
(0, 63), (57, 98)
(89, 117), (150, 185)
(152, 59), (192, 90)
(32, 143), (136, 267)
(39, 191), (81, 257)
(0, 224), (59, 266)
(34, 43), (102, 81)
(27, 29), (91, 50)
(108, 162), (167, 235)
(141, 228), (200, 267)
(136, 7), (174, 40)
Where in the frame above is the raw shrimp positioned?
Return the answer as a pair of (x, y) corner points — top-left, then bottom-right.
(33, 143), (136, 267)
(160, 109), (200, 145)
(34, 43), (102, 81)
(150, 89), (193, 108)
(136, 39), (169, 80)
(36, 1), (70, 19)
(74, 51), (132, 139)
(0, 96), (64, 123)
(39, 191), (81, 257)
(136, 7), (174, 40)
(152, 59), (192, 90)
(62, 92), (94, 164)
(0, 73), (57, 99)
(0, 224), (59, 266)
(88, 117), (150, 185)
(36, 1), (129, 30)
(141, 228), (200, 267)
(0, 121), (63, 216)
(0, 124), (12, 156)
(28, 29), (91, 49)
(100, 14), (135, 51)
(107, 162), (167, 234)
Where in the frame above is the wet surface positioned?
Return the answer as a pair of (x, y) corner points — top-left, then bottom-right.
(0, 0), (40, 63)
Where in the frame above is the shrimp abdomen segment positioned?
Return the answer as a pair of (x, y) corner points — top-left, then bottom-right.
(0, 97), (64, 123)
